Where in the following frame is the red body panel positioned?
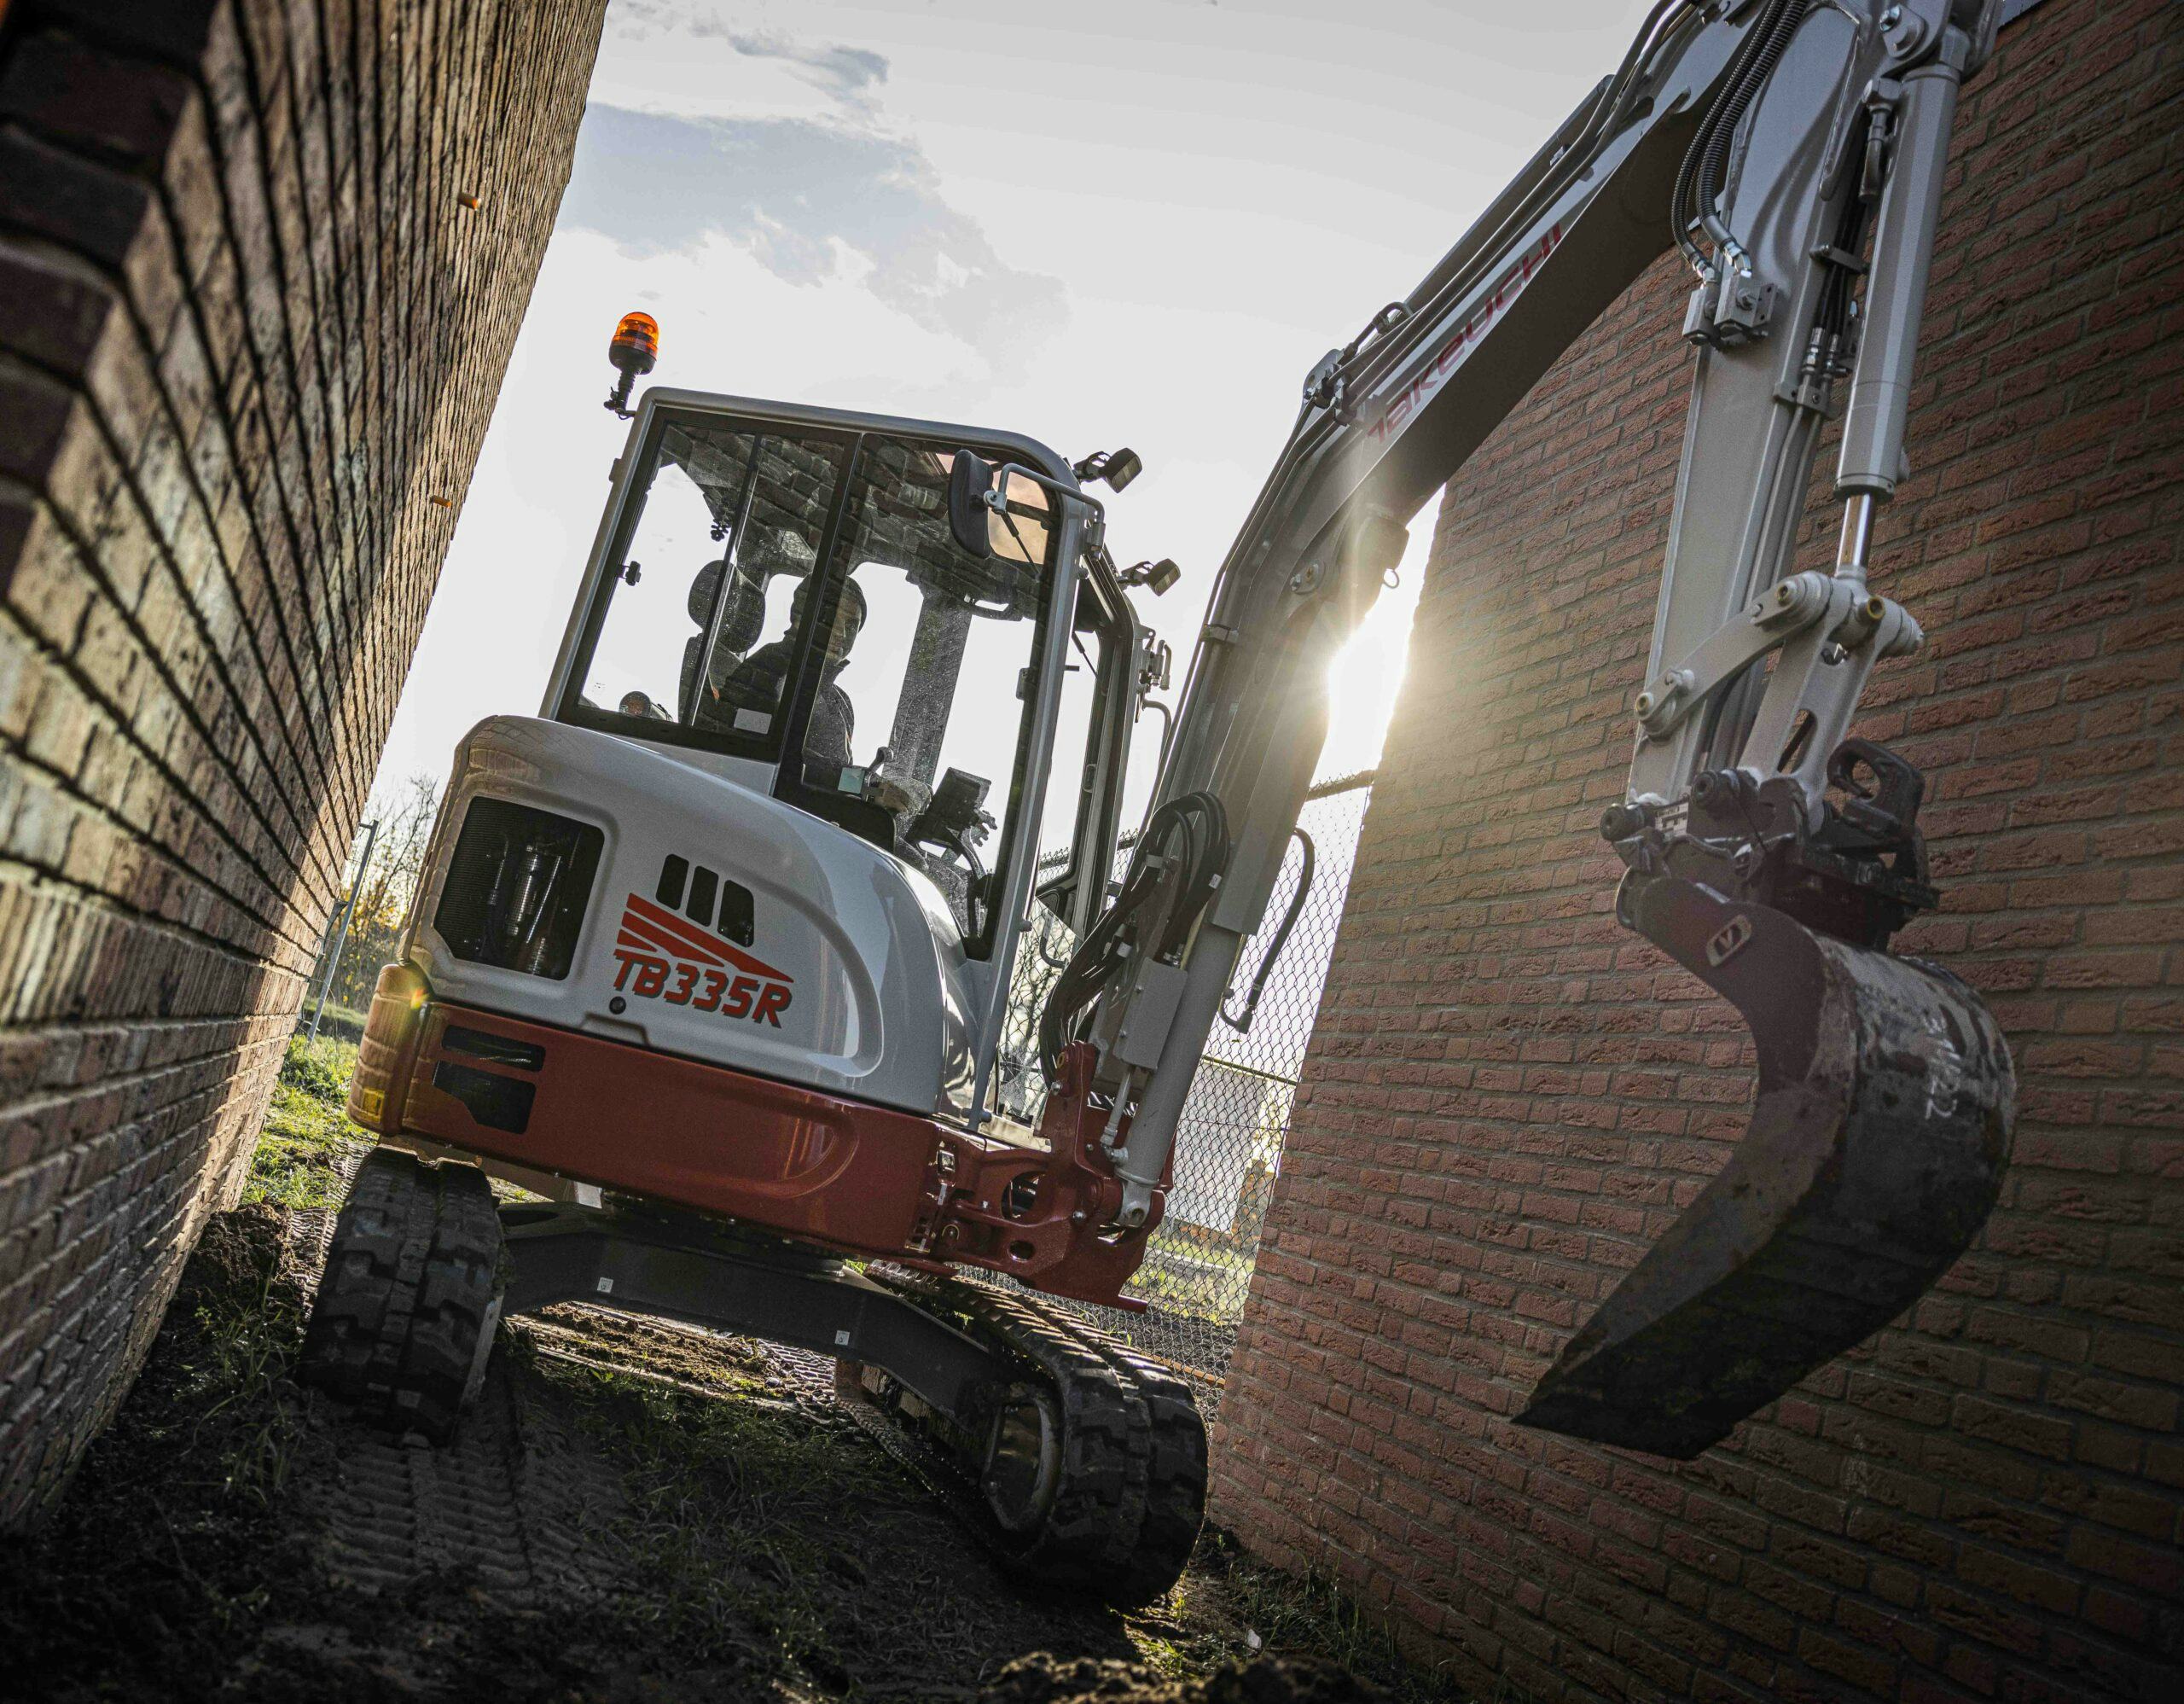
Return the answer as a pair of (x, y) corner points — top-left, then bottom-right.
(402, 1004), (943, 1251)
(360, 988), (1162, 1306)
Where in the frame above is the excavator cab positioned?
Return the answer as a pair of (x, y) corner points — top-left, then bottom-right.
(561, 407), (1066, 942)
(370, 387), (1151, 1137)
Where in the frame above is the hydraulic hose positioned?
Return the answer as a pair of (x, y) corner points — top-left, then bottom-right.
(1674, 0), (1808, 270)
(1037, 792), (1230, 1085)
(1218, 826), (1316, 1035)
(1699, 0), (1809, 259)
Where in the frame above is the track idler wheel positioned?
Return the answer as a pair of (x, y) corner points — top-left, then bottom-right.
(1516, 875), (2013, 1457)
(982, 1384), (1067, 1537)
(299, 1146), (508, 1443)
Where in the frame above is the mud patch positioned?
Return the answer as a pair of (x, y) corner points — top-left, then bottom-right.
(309, 1364), (625, 1600)
(0, 1204), (334, 1701)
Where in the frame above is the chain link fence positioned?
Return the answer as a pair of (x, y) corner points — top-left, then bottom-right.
(984, 771), (1377, 1404)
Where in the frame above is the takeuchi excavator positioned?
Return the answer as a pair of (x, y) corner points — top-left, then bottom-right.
(304, 0), (2018, 1601)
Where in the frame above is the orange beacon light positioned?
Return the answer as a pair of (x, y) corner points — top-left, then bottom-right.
(605, 311), (659, 417)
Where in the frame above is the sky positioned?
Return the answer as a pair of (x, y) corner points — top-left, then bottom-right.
(368, 0), (1665, 840)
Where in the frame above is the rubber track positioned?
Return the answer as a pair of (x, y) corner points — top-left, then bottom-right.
(1079, 1333), (1209, 1606)
(818, 1342), (1182, 1601)
(284, 1150), (623, 1602)
(861, 1275), (1209, 1603)
(391, 1164), (504, 1441)
(297, 1161), (1198, 1603)
(298, 1147), (437, 1409)
(297, 1149), (503, 1444)
(966, 1283), (1150, 1584)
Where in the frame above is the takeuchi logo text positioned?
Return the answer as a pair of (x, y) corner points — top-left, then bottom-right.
(612, 892), (793, 1026)
(1368, 222), (1562, 440)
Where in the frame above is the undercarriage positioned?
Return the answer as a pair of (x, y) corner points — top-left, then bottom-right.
(299, 1145), (1207, 1606)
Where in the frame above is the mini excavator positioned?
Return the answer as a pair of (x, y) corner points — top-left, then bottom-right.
(304, 0), (2017, 1600)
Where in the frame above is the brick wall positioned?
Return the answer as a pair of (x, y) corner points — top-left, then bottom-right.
(0, 0), (605, 1522)
(1211, 0), (2182, 1697)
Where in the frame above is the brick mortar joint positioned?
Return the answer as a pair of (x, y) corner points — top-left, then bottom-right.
(0, 590), (338, 962)
(0, 305), (347, 908)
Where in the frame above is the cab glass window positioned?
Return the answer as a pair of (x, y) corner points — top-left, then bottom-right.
(572, 421), (848, 751)
(563, 412), (1072, 960)
(793, 437), (1057, 950)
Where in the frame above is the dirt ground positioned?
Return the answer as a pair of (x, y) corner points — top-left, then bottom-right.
(0, 1041), (1471, 1704)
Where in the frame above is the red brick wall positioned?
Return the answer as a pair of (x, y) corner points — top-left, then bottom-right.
(0, 0), (604, 1522)
(1211, 0), (2182, 1696)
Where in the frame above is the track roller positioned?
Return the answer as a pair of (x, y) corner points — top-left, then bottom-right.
(299, 1145), (508, 1443)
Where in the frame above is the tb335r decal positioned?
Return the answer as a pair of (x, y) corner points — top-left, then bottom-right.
(610, 855), (793, 1026)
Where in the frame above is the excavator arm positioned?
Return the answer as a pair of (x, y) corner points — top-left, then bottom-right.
(1036, 0), (2016, 1457)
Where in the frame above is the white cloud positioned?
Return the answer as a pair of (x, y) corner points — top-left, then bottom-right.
(721, 34), (890, 109)
(560, 103), (1068, 361)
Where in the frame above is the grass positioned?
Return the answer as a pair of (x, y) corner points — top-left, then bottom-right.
(296, 1002), (369, 1043)
(186, 1034), (368, 1503)
(1139, 1532), (1478, 1702)
(182, 1235), (314, 1507)
(1123, 1258), (1246, 1319)
(279, 1031), (357, 1099)
(243, 1035), (368, 1213)
(537, 1350), (902, 1690)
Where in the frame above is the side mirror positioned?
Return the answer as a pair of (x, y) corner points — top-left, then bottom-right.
(947, 451), (994, 560)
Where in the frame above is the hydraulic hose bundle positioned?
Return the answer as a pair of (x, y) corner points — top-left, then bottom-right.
(1037, 791), (1228, 1085)
(1672, 0), (1811, 275)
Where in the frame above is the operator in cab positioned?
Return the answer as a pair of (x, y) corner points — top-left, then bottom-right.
(689, 572), (865, 771)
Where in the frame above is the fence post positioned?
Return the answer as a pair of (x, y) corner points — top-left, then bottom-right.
(306, 818), (380, 1044)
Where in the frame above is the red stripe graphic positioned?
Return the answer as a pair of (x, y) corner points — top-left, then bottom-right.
(619, 910), (725, 966)
(624, 893), (793, 983)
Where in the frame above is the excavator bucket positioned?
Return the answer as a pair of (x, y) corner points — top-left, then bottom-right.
(1515, 876), (2013, 1457)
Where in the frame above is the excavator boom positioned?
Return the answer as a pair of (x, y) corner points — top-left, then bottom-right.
(1043, 0), (2018, 1454)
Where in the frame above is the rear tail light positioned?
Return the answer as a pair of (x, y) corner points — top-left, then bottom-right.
(348, 961), (430, 1133)
(433, 798), (603, 979)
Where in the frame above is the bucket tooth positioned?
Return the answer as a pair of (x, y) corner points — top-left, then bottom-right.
(1516, 876), (2013, 1458)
